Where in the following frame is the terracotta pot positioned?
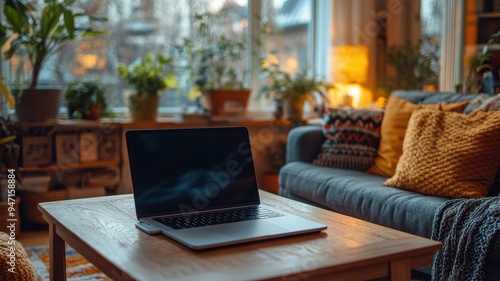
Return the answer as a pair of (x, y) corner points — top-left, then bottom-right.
(82, 103), (103, 120)
(283, 94), (307, 122)
(127, 93), (159, 121)
(15, 88), (61, 122)
(68, 102), (102, 120)
(204, 89), (250, 116)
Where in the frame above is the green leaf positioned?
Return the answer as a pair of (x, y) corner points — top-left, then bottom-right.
(0, 79), (15, 108)
(0, 0), (107, 88)
(62, 7), (75, 37)
(4, 5), (26, 32)
(40, 3), (63, 40)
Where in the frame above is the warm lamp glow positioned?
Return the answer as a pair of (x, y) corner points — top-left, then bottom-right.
(345, 83), (362, 108)
(330, 45), (369, 107)
(330, 45), (369, 83)
(334, 83), (362, 108)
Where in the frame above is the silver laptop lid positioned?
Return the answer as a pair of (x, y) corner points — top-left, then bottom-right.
(126, 127), (260, 219)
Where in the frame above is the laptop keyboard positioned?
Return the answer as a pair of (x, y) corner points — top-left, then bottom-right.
(152, 207), (284, 230)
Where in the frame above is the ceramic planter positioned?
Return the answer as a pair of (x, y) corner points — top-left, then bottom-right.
(83, 103), (103, 120)
(127, 93), (159, 121)
(15, 88), (61, 122)
(283, 94), (307, 122)
(67, 102), (103, 120)
(204, 89), (251, 116)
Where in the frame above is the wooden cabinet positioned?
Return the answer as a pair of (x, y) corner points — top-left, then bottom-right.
(4, 117), (279, 226)
(6, 120), (122, 226)
(14, 120), (122, 194)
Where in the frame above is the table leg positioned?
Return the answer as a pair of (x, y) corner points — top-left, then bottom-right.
(390, 259), (411, 281)
(49, 223), (66, 281)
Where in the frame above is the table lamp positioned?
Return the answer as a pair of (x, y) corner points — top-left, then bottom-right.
(330, 45), (369, 107)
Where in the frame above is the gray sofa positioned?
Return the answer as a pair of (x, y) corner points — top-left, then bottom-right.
(279, 90), (500, 279)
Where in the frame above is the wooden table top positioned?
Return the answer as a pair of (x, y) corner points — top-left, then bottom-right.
(39, 191), (441, 281)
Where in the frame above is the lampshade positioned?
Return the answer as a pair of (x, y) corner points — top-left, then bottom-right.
(330, 45), (369, 83)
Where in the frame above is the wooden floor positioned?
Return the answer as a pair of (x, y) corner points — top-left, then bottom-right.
(18, 230), (49, 247)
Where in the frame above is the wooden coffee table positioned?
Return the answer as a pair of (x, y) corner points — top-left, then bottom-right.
(38, 190), (441, 281)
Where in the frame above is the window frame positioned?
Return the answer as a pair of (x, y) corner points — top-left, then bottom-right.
(1, 0), (464, 116)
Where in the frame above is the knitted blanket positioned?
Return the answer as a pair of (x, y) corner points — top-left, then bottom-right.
(431, 197), (500, 281)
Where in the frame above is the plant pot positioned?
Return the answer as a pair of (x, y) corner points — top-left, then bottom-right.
(67, 103), (102, 120)
(204, 89), (251, 116)
(283, 94), (307, 122)
(82, 103), (103, 120)
(15, 88), (61, 122)
(127, 93), (159, 121)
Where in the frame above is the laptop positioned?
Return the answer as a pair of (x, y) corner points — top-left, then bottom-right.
(126, 127), (326, 250)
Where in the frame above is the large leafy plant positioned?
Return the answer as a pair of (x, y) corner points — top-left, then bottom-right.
(116, 53), (177, 95)
(0, 0), (106, 89)
(259, 63), (333, 106)
(383, 40), (439, 93)
(177, 12), (248, 98)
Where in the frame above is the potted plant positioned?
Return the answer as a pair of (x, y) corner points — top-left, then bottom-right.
(64, 80), (107, 120)
(116, 53), (177, 121)
(0, 116), (19, 171)
(383, 40), (439, 94)
(259, 64), (333, 123)
(0, 0), (106, 122)
(178, 13), (250, 116)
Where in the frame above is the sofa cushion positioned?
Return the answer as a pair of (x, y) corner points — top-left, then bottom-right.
(392, 90), (477, 110)
(367, 95), (470, 177)
(279, 161), (449, 238)
(384, 109), (500, 198)
(313, 108), (384, 171)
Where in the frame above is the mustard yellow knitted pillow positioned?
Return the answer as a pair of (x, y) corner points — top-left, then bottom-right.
(0, 232), (37, 281)
(366, 96), (470, 177)
(384, 109), (500, 198)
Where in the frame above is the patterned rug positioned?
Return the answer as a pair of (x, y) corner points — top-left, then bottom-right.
(25, 245), (110, 281)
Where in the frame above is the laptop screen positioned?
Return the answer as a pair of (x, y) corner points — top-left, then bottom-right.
(126, 127), (260, 219)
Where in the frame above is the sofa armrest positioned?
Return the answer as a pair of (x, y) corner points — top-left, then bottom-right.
(286, 126), (325, 163)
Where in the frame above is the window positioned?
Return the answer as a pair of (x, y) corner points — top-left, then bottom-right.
(5, 0), (249, 110)
(420, 0), (442, 91)
(260, 0), (311, 75)
(0, 1), (476, 115)
(2, 0), (320, 115)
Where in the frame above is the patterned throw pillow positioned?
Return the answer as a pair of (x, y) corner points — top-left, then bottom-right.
(468, 94), (500, 112)
(384, 109), (500, 198)
(468, 94), (500, 196)
(466, 93), (491, 112)
(313, 108), (384, 171)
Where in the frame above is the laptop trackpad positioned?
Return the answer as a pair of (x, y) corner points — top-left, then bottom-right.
(217, 220), (288, 237)
(174, 220), (288, 247)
